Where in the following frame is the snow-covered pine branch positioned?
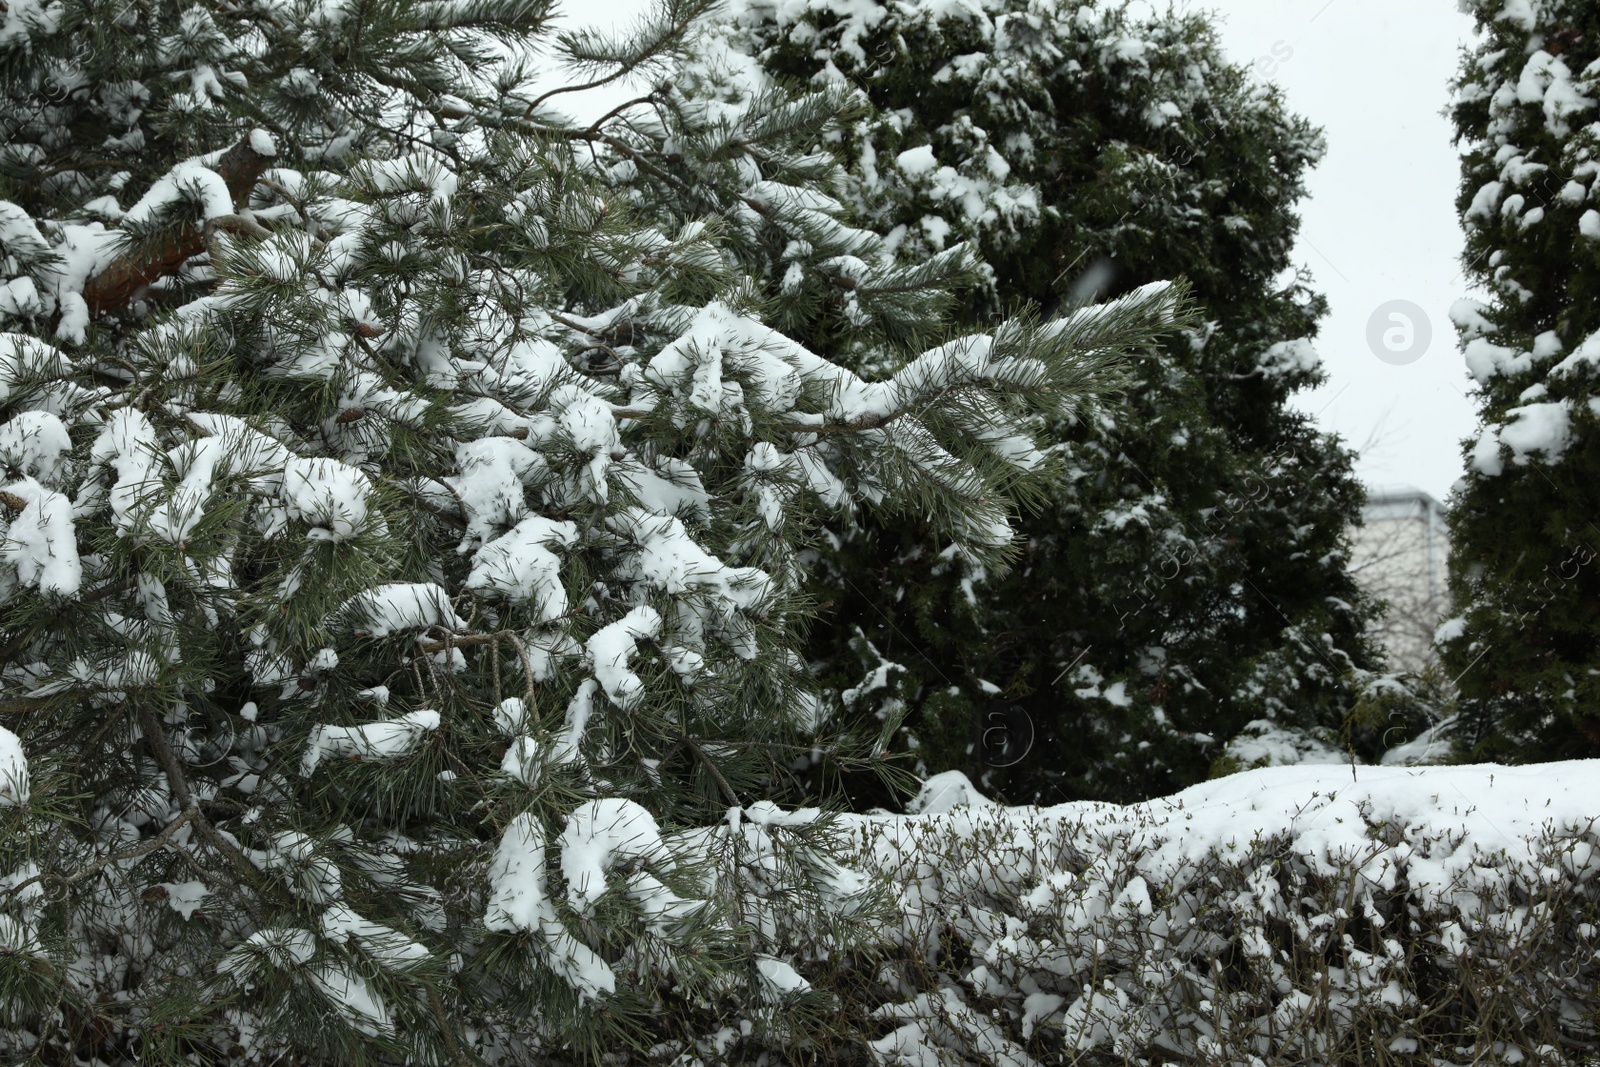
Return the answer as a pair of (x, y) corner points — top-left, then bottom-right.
(681, 0), (1389, 811)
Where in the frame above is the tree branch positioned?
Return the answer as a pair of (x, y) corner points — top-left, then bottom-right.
(138, 707), (260, 884)
(582, 94), (659, 137)
(82, 134), (279, 315)
(0, 576), (139, 674)
(203, 212), (276, 248)
(4, 806), (201, 899)
(682, 737), (741, 808)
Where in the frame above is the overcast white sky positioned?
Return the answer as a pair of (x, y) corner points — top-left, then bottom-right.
(548, 0), (1481, 503)
(1205, 0), (1478, 503)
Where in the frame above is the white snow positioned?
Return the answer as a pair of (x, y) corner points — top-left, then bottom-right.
(157, 881), (209, 920)
(1497, 400), (1571, 461)
(24, 220), (119, 316)
(608, 507), (773, 611)
(53, 293), (88, 345)
(0, 276), (40, 318)
(1513, 50), (1593, 137)
(1222, 719), (1345, 769)
(905, 769), (992, 814)
(615, 456), (711, 521)
(302, 708), (440, 774)
(550, 383), (622, 503)
(492, 696), (528, 737)
(218, 926), (316, 980)
(1474, 400), (1573, 474)
(0, 201), (49, 260)
(1448, 298), (1496, 339)
(1470, 428), (1505, 476)
(558, 798), (669, 914)
(320, 902), (429, 969)
(345, 582), (464, 638)
(124, 161), (235, 226)
(87, 408), (161, 535)
(549, 679), (599, 766)
(756, 954), (811, 995)
(355, 153), (459, 203)
(0, 410), (71, 484)
(501, 735), (541, 785)
(281, 457), (372, 540)
(586, 605), (662, 709)
(0, 724), (27, 806)
(446, 437), (544, 544)
(2, 477), (82, 596)
(896, 145), (938, 176)
(816, 759), (1600, 1063)
(1257, 337), (1320, 379)
(1379, 717), (1455, 767)
(465, 515), (576, 621)
(483, 812), (618, 1002)
(1464, 179), (1504, 225)
(309, 960), (394, 1035)
(0, 913), (43, 957)
(873, 762), (1600, 913)
(483, 813), (553, 933)
(0, 334), (70, 404)
(1552, 330), (1600, 377)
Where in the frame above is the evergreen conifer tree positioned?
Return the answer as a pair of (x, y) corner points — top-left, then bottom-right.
(0, 0), (1179, 1059)
(697, 0), (1385, 805)
(1439, 0), (1600, 761)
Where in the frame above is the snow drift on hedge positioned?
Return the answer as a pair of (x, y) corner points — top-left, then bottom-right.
(800, 761), (1600, 1066)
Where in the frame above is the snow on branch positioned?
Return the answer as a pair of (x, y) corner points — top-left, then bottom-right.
(81, 132), (279, 314)
(0, 724), (28, 807)
(302, 709), (441, 774)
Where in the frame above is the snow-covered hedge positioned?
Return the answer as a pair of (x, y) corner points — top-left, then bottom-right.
(776, 763), (1600, 1066)
(5, 709), (1598, 1063)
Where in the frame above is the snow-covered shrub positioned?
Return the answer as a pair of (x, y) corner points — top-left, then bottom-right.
(783, 763), (1600, 1066)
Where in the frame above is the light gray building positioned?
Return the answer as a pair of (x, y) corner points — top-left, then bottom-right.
(1349, 487), (1450, 675)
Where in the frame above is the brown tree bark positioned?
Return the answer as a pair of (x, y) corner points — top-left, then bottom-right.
(81, 133), (278, 315)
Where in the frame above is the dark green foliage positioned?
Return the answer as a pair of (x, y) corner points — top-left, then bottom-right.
(712, 0), (1383, 804)
(1440, 0), (1600, 762)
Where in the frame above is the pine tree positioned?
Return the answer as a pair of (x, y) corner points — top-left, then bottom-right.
(0, 0), (1179, 1060)
(1439, 0), (1600, 762)
(695, 0), (1384, 805)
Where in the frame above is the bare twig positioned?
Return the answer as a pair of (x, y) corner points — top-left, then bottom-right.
(682, 737), (741, 808)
